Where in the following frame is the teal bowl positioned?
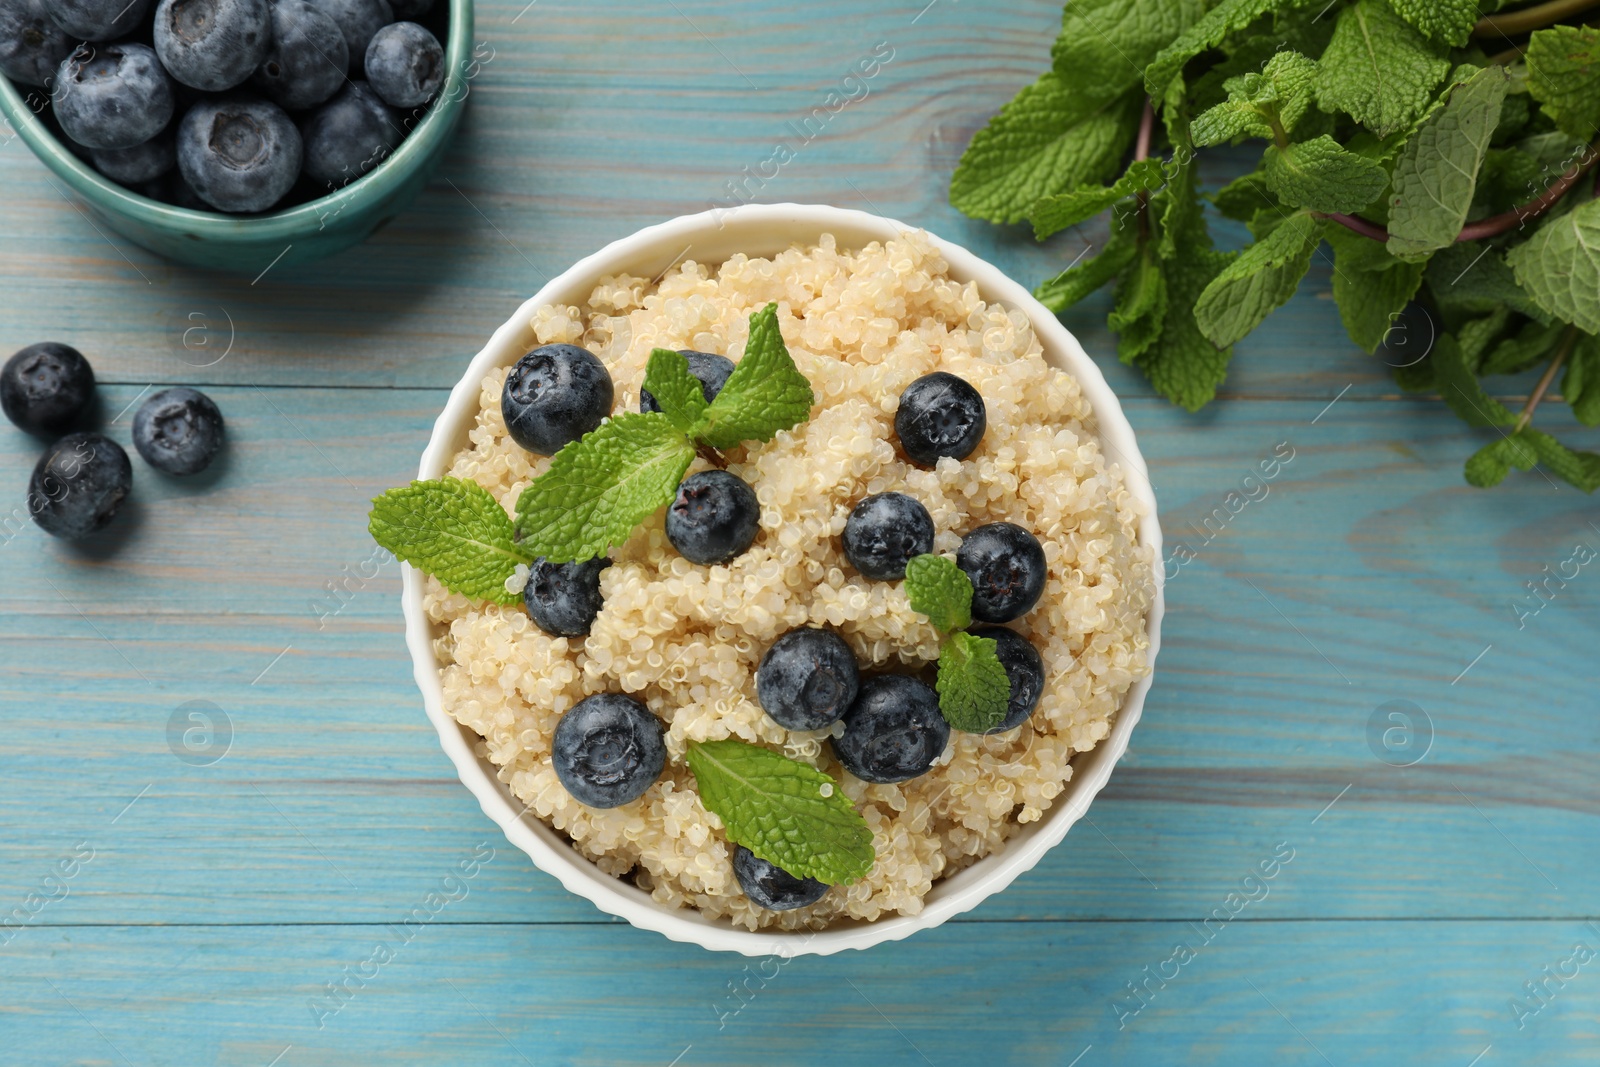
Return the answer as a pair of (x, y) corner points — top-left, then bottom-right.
(0, 0), (474, 274)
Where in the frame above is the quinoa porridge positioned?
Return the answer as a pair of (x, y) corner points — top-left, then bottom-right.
(421, 232), (1154, 930)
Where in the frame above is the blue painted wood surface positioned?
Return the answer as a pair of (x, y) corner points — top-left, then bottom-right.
(0, 2), (1596, 1065)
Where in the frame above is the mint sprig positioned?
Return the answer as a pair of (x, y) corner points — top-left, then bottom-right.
(690, 303), (814, 449)
(903, 553), (1011, 733)
(686, 739), (874, 885)
(368, 478), (531, 604)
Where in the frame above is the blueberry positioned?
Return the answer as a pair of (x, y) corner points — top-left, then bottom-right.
(1, 343), (95, 436)
(299, 80), (399, 189)
(894, 371), (986, 466)
(177, 95), (302, 212)
(841, 492), (933, 581)
(53, 43), (176, 151)
(523, 556), (608, 637)
(91, 132), (176, 184)
(0, 0), (75, 87)
(756, 627), (859, 731)
(387, 0), (431, 17)
(131, 387), (224, 475)
(155, 0), (272, 91)
(308, 0), (393, 63)
(253, 0), (348, 111)
(500, 343), (613, 456)
(665, 470), (759, 565)
(957, 522), (1046, 624)
(364, 20), (441, 108)
(28, 432), (132, 540)
(551, 693), (665, 809)
(967, 627), (1043, 734)
(732, 846), (829, 911)
(46, 0), (152, 40)
(639, 350), (735, 415)
(831, 674), (949, 784)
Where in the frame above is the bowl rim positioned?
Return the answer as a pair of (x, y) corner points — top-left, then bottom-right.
(403, 203), (1165, 956)
(0, 0), (474, 235)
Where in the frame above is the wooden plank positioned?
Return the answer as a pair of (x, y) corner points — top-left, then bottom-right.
(1, 921), (1595, 1065)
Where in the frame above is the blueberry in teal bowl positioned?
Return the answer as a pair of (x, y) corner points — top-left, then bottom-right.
(0, 0), (473, 272)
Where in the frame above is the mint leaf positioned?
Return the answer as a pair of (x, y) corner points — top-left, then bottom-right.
(1526, 25), (1600, 141)
(1211, 168), (1277, 222)
(369, 478), (531, 605)
(513, 412), (696, 563)
(1428, 245), (1551, 324)
(1387, 66), (1509, 262)
(1034, 216), (1139, 312)
(1481, 319), (1565, 376)
(693, 303), (813, 449)
(1327, 228), (1425, 353)
(1111, 246), (1169, 365)
(1265, 135), (1389, 213)
(641, 348), (709, 434)
(1031, 159), (1166, 241)
(1191, 49), (1318, 146)
(1053, 0), (1205, 106)
(1459, 307), (1514, 372)
(1520, 427), (1600, 493)
(1316, 0), (1451, 138)
(1145, 0), (1321, 98)
(1464, 433), (1537, 488)
(685, 739), (874, 885)
(903, 554), (972, 633)
(1433, 334), (1517, 428)
(950, 75), (1141, 225)
(936, 631), (1012, 733)
(1194, 212), (1323, 348)
(1387, 0), (1478, 47)
(1562, 332), (1600, 426)
(1507, 199), (1600, 334)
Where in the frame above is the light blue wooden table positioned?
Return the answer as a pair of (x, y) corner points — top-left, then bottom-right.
(1, 2), (1596, 1064)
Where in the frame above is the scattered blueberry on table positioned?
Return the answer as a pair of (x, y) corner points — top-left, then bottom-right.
(501, 344), (615, 457)
(27, 431), (132, 540)
(842, 491), (933, 581)
(522, 557), (609, 638)
(132, 386), (225, 475)
(894, 371), (986, 466)
(756, 626), (860, 731)
(1, 342), (95, 436)
(665, 469), (760, 565)
(831, 673), (949, 784)
(732, 845), (830, 911)
(551, 693), (666, 809)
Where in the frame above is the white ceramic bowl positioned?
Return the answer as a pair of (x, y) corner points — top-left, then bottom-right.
(403, 203), (1165, 956)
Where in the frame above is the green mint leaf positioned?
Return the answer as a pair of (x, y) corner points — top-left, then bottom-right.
(1191, 49), (1318, 147)
(692, 303), (813, 449)
(1427, 245), (1551, 324)
(513, 412), (696, 563)
(1464, 434), (1535, 488)
(1145, 0), (1321, 98)
(1326, 227), (1425, 353)
(685, 739), (874, 885)
(936, 631), (1012, 734)
(1211, 168), (1278, 222)
(1432, 334), (1517, 428)
(1193, 212), (1323, 349)
(1562, 333), (1600, 426)
(1386, 0), (1478, 47)
(641, 348), (709, 434)
(1508, 199), (1600, 334)
(903, 554), (972, 633)
(1034, 213), (1139, 312)
(1112, 246), (1169, 365)
(1316, 0), (1451, 138)
(1053, 0), (1205, 106)
(1458, 307), (1514, 372)
(1387, 66), (1509, 261)
(1031, 158), (1166, 241)
(1265, 135), (1389, 214)
(369, 478), (531, 605)
(1481, 319), (1566, 377)
(950, 75), (1141, 225)
(1520, 427), (1600, 493)
(1526, 25), (1600, 141)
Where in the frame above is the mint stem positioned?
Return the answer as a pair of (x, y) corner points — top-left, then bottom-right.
(1473, 0), (1600, 38)
(696, 443), (728, 469)
(1516, 325), (1580, 432)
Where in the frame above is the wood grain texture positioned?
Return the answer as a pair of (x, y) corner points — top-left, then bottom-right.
(0, 1), (1596, 1064)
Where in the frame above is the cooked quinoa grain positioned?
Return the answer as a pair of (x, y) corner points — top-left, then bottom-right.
(425, 232), (1154, 930)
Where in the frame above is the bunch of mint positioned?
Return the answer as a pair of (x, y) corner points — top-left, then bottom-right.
(904, 554), (1012, 732)
(368, 303), (814, 601)
(951, 0), (1600, 492)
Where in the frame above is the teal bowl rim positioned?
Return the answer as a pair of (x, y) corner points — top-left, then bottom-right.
(0, 0), (474, 239)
